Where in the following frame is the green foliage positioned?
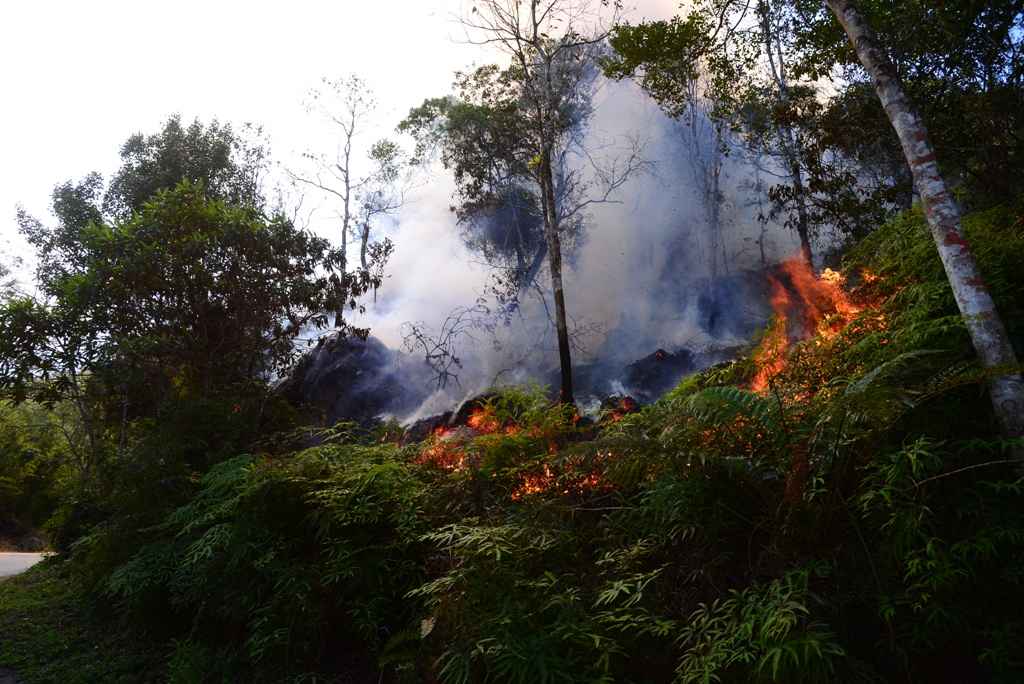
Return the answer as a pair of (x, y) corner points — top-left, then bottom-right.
(675, 568), (845, 683)
(5, 153), (1024, 684)
(0, 122), (377, 569)
(103, 114), (267, 219)
(398, 50), (592, 298)
(792, 0), (1024, 209)
(608, 0), (1024, 245)
(98, 443), (429, 681)
(844, 203), (1024, 357)
(8, 180), (343, 401)
(0, 400), (75, 546)
(399, 71), (547, 295)
(0, 560), (164, 683)
(605, 11), (724, 118)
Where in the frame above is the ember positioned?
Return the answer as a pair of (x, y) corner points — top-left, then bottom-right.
(600, 394), (639, 423)
(510, 464), (554, 500)
(467, 405), (502, 433)
(419, 426), (472, 471)
(509, 461), (610, 501)
(416, 402), (524, 471)
(415, 398), (611, 502)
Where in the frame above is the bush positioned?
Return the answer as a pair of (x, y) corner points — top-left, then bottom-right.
(7, 202), (1024, 682)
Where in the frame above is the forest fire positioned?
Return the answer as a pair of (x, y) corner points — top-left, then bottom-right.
(603, 395), (639, 422)
(416, 403), (610, 500)
(751, 257), (866, 392)
(510, 464), (555, 500)
(418, 425), (471, 471)
(417, 405), (519, 471)
(465, 405), (511, 433)
(751, 277), (793, 392)
(510, 463), (608, 501)
(418, 408), (486, 470)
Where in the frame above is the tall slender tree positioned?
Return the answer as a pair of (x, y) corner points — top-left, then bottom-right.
(459, 1), (603, 403)
(754, 0), (814, 266)
(427, 0), (627, 404)
(824, 0), (1024, 450)
(290, 76), (404, 326)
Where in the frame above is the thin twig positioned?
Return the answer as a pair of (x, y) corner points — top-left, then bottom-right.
(913, 458), (1024, 488)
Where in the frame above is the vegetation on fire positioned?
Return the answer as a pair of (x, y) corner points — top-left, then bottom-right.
(3, 2), (1024, 682)
(3, 199), (1024, 682)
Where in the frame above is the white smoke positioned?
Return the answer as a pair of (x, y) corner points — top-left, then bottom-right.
(337, 72), (809, 420)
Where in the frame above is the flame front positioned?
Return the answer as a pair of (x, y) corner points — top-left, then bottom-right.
(418, 425), (468, 471)
(751, 275), (793, 392)
(751, 257), (868, 393)
(418, 404), (609, 500)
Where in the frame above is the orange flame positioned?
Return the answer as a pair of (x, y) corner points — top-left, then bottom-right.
(418, 403), (610, 500)
(418, 426), (469, 470)
(605, 395), (639, 422)
(417, 406), (519, 471)
(510, 464), (555, 501)
(467, 406), (502, 433)
(509, 461), (611, 501)
(781, 258), (861, 338)
(751, 275), (793, 392)
(751, 257), (865, 393)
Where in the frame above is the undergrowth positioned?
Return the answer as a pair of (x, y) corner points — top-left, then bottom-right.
(0, 560), (163, 683)
(3, 204), (1023, 682)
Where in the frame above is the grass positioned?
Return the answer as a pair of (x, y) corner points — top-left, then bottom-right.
(0, 560), (163, 683)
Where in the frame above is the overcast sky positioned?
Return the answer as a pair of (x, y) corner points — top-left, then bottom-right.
(2, 1), (467, 237)
(0, 0), (676, 344)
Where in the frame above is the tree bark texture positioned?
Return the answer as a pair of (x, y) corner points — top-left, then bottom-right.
(539, 148), (574, 404)
(760, 0), (814, 267)
(826, 0), (1024, 447)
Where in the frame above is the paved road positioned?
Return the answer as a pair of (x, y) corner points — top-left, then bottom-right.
(0, 553), (46, 578)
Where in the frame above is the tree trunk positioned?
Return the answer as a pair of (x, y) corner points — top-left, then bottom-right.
(359, 223), (371, 270)
(710, 124), (725, 277)
(539, 148), (574, 404)
(517, 241), (549, 302)
(785, 149), (814, 268)
(336, 126), (354, 329)
(826, 0), (1024, 450)
(335, 226), (347, 328)
(759, 0), (814, 268)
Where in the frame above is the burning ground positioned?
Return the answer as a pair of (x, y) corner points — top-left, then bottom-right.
(390, 250), (889, 508)
(251, 207), (1022, 682)
(281, 248), (883, 438)
(277, 250), (886, 513)
(9, 203), (1024, 684)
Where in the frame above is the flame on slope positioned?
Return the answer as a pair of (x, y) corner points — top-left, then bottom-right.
(417, 405), (610, 501)
(511, 464), (555, 500)
(605, 395), (639, 423)
(510, 457), (611, 501)
(467, 405), (502, 433)
(417, 406), (518, 471)
(751, 257), (866, 393)
(751, 276), (793, 393)
(419, 425), (469, 471)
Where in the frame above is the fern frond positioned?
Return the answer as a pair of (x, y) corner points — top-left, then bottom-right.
(680, 386), (784, 435)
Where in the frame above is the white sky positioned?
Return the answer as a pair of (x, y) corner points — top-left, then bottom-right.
(1, 0), (473, 237)
(0, 0), (677, 345)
